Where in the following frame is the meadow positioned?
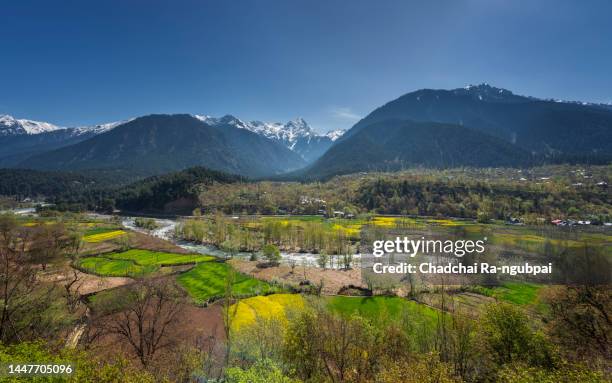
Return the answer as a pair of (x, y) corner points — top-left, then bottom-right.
(76, 249), (214, 277)
(177, 262), (281, 303)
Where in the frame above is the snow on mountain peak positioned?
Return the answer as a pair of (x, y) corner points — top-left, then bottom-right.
(325, 129), (346, 141)
(193, 113), (345, 158)
(195, 114), (319, 144)
(0, 114), (64, 136)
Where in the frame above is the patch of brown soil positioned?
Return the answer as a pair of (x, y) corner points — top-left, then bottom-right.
(88, 303), (225, 368)
(45, 267), (134, 295)
(229, 259), (364, 295)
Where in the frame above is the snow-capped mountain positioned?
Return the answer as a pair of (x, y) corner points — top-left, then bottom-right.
(72, 119), (132, 136)
(325, 129), (345, 141)
(195, 114), (345, 163)
(0, 115), (64, 136)
(0, 114), (128, 137)
(0, 115), (130, 167)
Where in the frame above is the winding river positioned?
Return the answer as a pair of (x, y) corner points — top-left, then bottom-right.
(120, 216), (362, 269)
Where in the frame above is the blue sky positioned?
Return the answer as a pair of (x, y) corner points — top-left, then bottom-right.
(2, 0), (611, 133)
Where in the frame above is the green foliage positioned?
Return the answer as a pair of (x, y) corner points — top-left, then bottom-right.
(263, 244), (281, 263)
(0, 341), (155, 382)
(496, 362), (609, 383)
(226, 359), (299, 383)
(480, 303), (555, 369)
(133, 217), (158, 230)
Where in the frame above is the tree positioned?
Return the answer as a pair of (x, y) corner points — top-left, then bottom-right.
(107, 280), (185, 367)
(317, 252), (329, 270)
(479, 303), (554, 370)
(0, 214), (36, 342)
(0, 215), (71, 343)
(263, 244), (281, 264)
(30, 222), (69, 271)
(544, 285), (611, 361)
(226, 359), (299, 383)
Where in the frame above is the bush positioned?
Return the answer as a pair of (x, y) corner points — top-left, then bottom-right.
(263, 244), (281, 264)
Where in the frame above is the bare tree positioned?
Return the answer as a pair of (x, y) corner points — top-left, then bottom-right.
(222, 267), (237, 369)
(108, 279), (185, 367)
(30, 222), (69, 271)
(0, 214), (59, 343)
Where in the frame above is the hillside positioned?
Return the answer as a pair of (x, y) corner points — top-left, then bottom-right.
(19, 114), (306, 177)
(111, 166), (243, 212)
(299, 119), (531, 179)
(342, 84), (612, 157)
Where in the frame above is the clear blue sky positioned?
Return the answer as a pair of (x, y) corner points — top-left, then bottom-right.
(2, 0), (611, 133)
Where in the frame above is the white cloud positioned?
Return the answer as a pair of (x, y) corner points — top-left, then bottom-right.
(330, 106), (361, 122)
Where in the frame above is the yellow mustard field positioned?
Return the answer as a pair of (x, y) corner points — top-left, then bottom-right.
(83, 230), (126, 242)
(230, 294), (304, 331)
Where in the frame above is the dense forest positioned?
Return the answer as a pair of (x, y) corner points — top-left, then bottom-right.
(0, 165), (610, 222)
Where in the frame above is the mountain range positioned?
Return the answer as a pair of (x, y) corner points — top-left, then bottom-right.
(2, 83), (611, 180)
(0, 113), (342, 169)
(195, 115), (343, 163)
(18, 114), (306, 178)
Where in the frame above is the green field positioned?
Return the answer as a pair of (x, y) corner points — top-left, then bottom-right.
(84, 226), (121, 236)
(326, 295), (441, 331)
(106, 249), (215, 265)
(473, 282), (544, 306)
(77, 256), (158, 277)
(177, 262), (280, 303)
(77, 249), (215, 277)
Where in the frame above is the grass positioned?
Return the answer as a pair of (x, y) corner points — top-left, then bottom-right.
(106, 249), (215, 266)
(326, 296), (440, 328)
(229, 295), (443, 339)
(177, 262), (280, 303)
(78, 256), (157, 277)
(77, 249), (214, 277)
(476, 282), (544, 306)
(83, 229), (126, 242)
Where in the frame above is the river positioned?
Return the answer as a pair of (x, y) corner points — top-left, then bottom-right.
(120, 216), (361, 269)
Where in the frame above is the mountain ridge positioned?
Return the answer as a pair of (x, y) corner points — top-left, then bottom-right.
(18, 114), (306, 178)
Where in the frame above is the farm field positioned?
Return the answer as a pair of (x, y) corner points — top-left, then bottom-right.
(83, 229), (126, 242)
(77, 249), (213, 277)
(106, 249), (215, 265)
(327, 295), (440, 329)
(229, 293), (305, 331)
(229, 294), (442, 336)
(177, 262), (281, 303)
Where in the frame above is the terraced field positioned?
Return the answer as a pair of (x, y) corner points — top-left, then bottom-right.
(106, 249), (215, 265)
(229, 294), (441, 330)
(83, 229), (126, 242)
(77, 249), (213, 277)
(177, 262), (280, 303)
(229, 294), (305, 331)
